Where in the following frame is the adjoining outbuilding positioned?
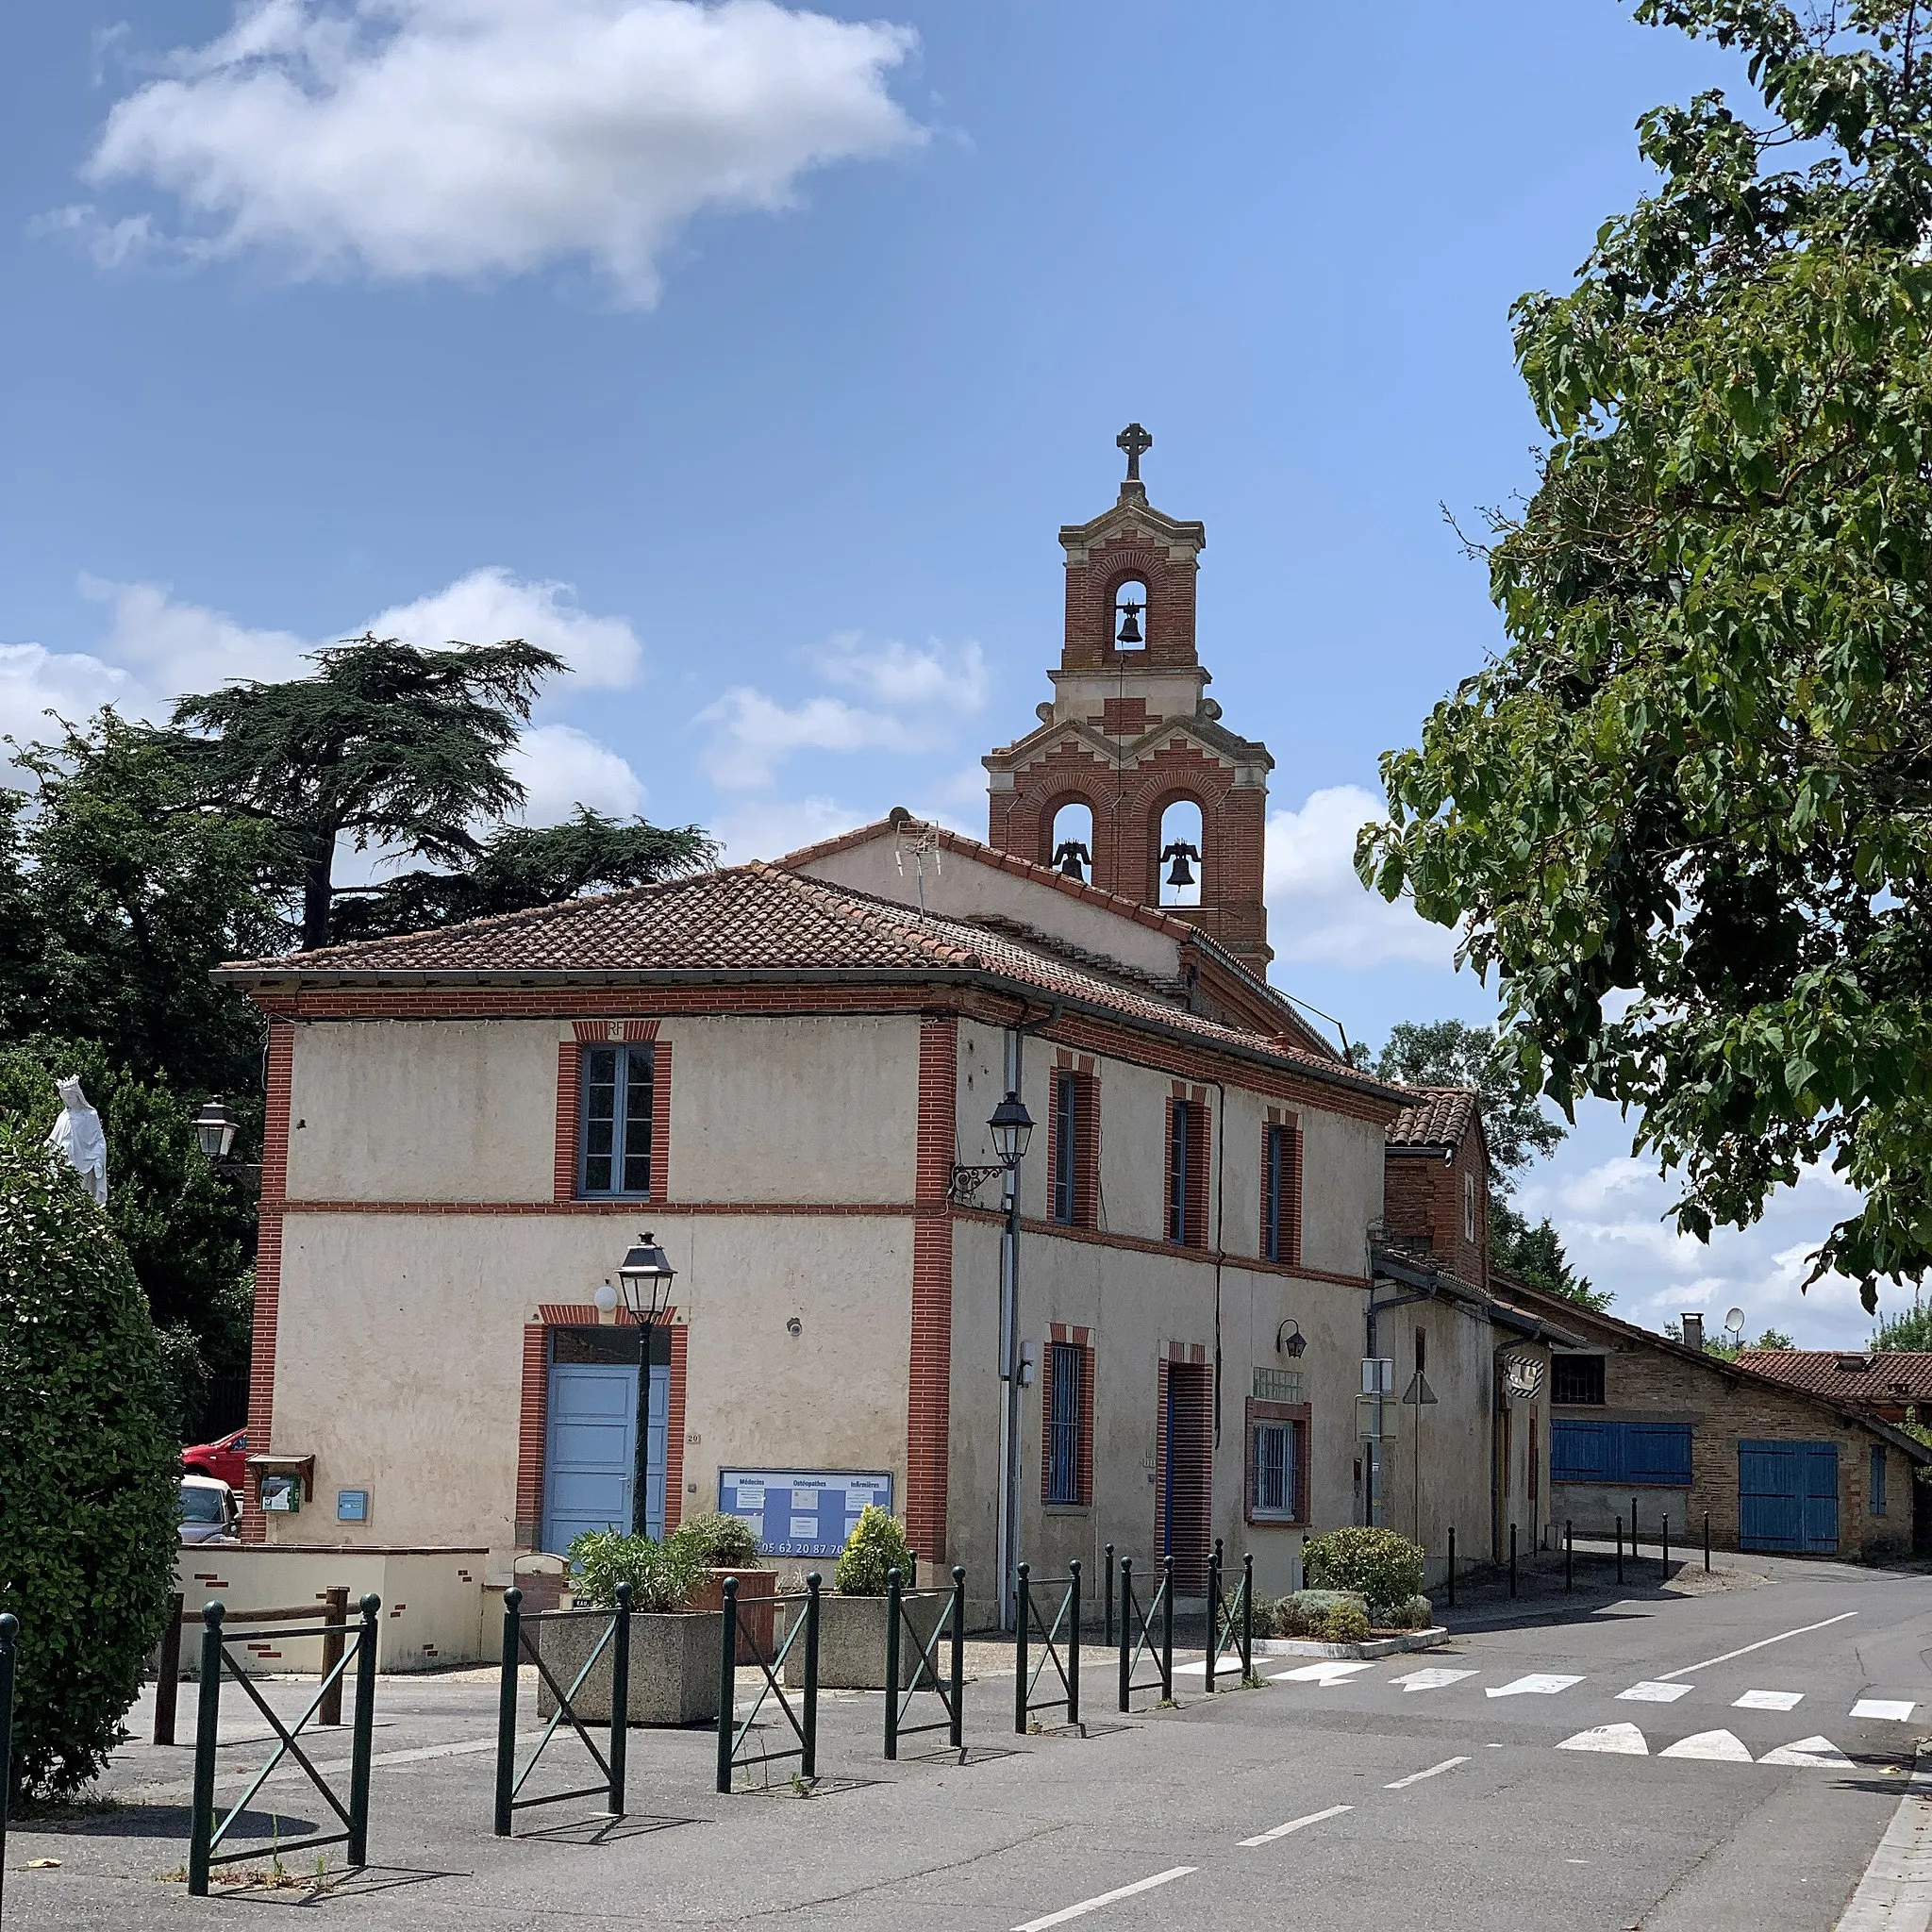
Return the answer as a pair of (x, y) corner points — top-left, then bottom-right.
(1501, 1278), (1930, 1558)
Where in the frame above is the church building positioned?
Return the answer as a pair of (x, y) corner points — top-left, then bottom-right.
(215, 430), (1549, 1627)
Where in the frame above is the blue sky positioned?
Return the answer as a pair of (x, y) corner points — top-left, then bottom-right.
(0, 1), (1894, 1343)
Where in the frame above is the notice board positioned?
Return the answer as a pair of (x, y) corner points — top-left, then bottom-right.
(716, 1468), (893, 1559)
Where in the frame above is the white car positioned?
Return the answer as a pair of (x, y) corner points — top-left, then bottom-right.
(178, 1473), (239, 1543)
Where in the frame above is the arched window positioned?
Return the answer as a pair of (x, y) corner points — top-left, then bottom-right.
(1112, 577), (1148, 651)
(1157, 798), (1203, 907)
(1048, 799), (1094, 883)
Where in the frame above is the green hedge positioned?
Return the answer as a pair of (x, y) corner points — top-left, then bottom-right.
(0, 1137), (180, 1800)
(1300, 1526), (1426, 1613)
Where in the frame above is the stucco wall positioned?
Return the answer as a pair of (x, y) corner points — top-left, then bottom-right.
(282, 1013), (922, 1206)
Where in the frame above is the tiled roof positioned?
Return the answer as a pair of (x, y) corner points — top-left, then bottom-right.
(1736, 1350), (1932, 1405)
(1386, 1088), (1476, 1149)
(214, 861), (1409, 1098)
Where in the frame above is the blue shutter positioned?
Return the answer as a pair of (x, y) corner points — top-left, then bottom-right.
(1552, 1420), (1691, 1485)
(1551, 1419), (1614, 1481)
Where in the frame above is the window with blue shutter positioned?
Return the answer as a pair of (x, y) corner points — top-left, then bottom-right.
(1551, 1419), (1692, 1486)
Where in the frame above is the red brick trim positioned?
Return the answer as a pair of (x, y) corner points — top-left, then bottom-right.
(1243, 1398), (1312, 1528)
(572, 1018), (660, 1042)
(907, 1014), (958, 1560)
(649, 1041), (672, 1202)
(515, 1324), (548, 1548)
(1262, 1109), (1302, 1267)
(952, 1205), (1369, 1284)
(514, 1305), (688, 1552)
(240, 982), (1402, 1127)
(240, 1021), (294, 1541)
(281, 1197), (937, 1218)
(554, 1042), (580, 1203)
(1040, 1333), (1095, 1507)
(665, 1324), (688, 1532)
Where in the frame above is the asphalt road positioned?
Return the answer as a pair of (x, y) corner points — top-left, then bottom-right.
(10, 1553), (1931, 1929)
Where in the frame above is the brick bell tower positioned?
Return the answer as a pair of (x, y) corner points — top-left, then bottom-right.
(984, 425), (1274, 968)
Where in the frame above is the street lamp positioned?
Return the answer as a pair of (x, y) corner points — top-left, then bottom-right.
(194, 1096), (238, 1161)
(991, 1089), (1034, 1629)
(614, 1233), (675, 1537)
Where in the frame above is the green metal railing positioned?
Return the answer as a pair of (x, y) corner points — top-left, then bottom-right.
(1116, 1556), (1174, 1712)
(1014, 1560), (1081, 1733)
(188, 1595), (379, 1896)
(884, 1565), (966, 1759)
(717, 1574), (820, 1792)
(493, 1585), (632, 1836)
(1202, 1541), (1255, 1692)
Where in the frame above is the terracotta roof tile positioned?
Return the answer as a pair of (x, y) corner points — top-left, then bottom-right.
(1736, 1350), (1932, 1404)
(215, 861), (1411, 1098)
(1386, 1088), (1476, 1148)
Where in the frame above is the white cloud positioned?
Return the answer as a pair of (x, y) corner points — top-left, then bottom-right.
(697, 636), (986, 790)
(508, 722), (646, 822)
(712, 791), (855, 861)
(367, 567), (643, 691)
(64, 0), (921, 304)
(1264, 784), (1458, 969)
(2, 569), (645, 827)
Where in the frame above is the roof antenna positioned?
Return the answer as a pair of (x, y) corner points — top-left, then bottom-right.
(890, 807), (941, 914)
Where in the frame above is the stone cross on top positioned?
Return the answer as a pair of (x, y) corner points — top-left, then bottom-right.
(1116, 422), (1152, 481)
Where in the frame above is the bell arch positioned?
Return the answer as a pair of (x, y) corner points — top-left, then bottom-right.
(1042, 794), (1098, 883)
(1154, 795), (1205, 908)
(1108, 572), (1149, 653)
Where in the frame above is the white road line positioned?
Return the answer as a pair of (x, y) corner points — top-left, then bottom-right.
(1658, 1611), (1857, 1681)
(1759, 1736), (1853, 1769)
(1238, 1804), (1353, 1847)
(1390, 1668), (1475, 1693)
(1558, 1724), (1648, 1756)
(1734, 1690), (1804, 1711)
(1270, 1661), (1374, 1685)
(1385, 1757), (1469, 1789)
(1837, 1746), (1932, 1931)
(1855, 1700), (1918, 1723)
(1659, 1729), (1754, 1762)
(1013, 1867), (1197, 1929)
(1487, 1674), (1584, 1699)
(1620, 1681), (1694, 1704)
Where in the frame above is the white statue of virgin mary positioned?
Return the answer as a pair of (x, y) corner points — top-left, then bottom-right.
(46, 1074), (108, 1205)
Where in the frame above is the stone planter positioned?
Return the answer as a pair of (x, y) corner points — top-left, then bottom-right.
(784, 1590), (949, 1690)
(687, 1570), (776, 1664)
(535, 1609), (723, 1726)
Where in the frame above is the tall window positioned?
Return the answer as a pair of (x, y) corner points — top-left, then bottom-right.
(1260, 1115), (1299, 1265)
(579, 1044), (654, 1197)
(1872, 1443), (1889, 1516)
(1053, 1072), (1078, 1224)
(1245, 1403), (1307, 1524)
(1045, 1341), (1084, 1505)
(1168, 1100), (1191, 1244)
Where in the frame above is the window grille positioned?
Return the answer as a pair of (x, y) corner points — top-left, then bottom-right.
(1250, 1422), (1294, 1519)
(1046, 1341), (1083, 1505)
(1551, 1355), (1606, 1406)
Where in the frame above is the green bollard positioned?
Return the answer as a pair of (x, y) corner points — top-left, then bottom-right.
(494, 1588), (523, 1836)
(188, 1603), (225, 1896)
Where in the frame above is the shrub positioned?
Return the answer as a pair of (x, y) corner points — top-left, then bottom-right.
(833, 1505), (913, 1595)
(1318, 1601), (1372, 1644)
(1382, 1593), (1434, 1631)
(1300, 1527), (1425, 1609)
(0, 1137), (180, 1801)
(669, 1511), (761, 1570)
(1274, 1589), (1370, 1638)
(566, 1530), (702, 1613)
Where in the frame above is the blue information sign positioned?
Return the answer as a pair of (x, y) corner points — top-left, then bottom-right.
(716, 1468), (893, 1559)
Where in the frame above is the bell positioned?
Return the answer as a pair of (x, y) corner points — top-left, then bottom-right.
(1162, 841), (1197, 890)
(1053, 840), (1090, 882)
(1115, 601), (1143, 646)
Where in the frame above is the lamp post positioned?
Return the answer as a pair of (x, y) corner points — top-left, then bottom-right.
(194, 1095), (262, 1202)
(988, 1088), (1034, 1630)
(613, 1234), (676, 1538)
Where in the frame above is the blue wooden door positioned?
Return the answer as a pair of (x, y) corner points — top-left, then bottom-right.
(541, 1363), (638, 1555)
(1740, 1440), (1839, 1553)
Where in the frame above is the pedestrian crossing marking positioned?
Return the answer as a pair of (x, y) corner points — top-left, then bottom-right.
(1758, 1736), (1852, 1769)
(1733, 1690), (1803, 1711)
(1487, 1674), (1584, 1699)
(1659, 1729), (1754, 1762)
(1389, 1668), (1475, 1693)
(1619, 1681), (1693, 1704)
(1558, 1724), (1648, 1756)
(1270, 1661), (1373, 1686)
(1853, 1700), (1916, 1722)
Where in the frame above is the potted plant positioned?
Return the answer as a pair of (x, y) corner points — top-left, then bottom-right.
(536, 1530), (721, 1725)
(785, 1505), (948, 1690)
(675, 1512), (777, 1662)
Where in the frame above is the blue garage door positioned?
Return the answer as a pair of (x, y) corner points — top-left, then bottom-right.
(1739, 1440), (1839, 1554)
(1551, 1420), (1692, 1486)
